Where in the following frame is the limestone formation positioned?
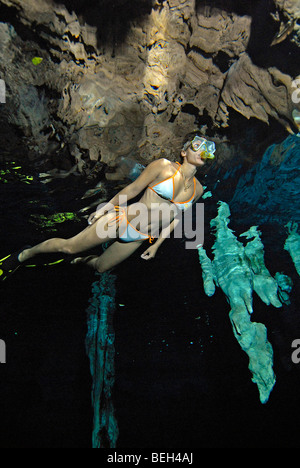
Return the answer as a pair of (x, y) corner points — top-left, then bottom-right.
(240, 226), (282, 308)
(0, 0), (299, 170)
(275, 272), (293, 305)
(197, 202), (290, 404)
(274, 0), (300, 21)
(284, 221), (300, 277)
(197, 247), (216, 297)
(220, 53), (294, 126)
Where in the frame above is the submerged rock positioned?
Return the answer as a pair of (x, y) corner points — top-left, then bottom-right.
(230, 135), (300, 227)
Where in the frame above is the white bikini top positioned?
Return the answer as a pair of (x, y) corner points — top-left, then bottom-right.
(148, 162), (196, 211)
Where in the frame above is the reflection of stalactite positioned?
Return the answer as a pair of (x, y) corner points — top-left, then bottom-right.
(198, 202), (291, 404)
(86, 271), (118, 448)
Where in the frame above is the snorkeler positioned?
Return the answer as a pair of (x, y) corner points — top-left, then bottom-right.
(0, 135), (215, 281)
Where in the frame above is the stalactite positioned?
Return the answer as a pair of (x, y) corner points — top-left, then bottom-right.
(197, 201), (291, 404)
(274, 272), (293, 305)
(240, 226), (282, 308)
(85, 271), (119, 448)
(197, 247), (216, 297)
(284, 221), (300, 277)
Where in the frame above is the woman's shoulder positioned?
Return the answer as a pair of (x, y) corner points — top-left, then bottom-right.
(159, 158), (181, 171)
(155, 158), (177, 166)
(148, 158), (179, 175)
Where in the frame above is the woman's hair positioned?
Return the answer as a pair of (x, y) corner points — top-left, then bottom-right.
(179, 131), (201, 163)
(182, 131), (199, 151)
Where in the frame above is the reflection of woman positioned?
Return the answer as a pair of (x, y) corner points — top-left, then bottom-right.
(0, 135), (215, 280)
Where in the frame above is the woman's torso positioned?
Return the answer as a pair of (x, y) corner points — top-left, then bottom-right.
(125, 161), (198, 235)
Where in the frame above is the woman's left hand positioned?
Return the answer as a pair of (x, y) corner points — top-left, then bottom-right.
(141, 245), (158, 260)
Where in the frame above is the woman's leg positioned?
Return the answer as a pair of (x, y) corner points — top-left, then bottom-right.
(71, 239), (145, 272)
(18, 211), (119, 263)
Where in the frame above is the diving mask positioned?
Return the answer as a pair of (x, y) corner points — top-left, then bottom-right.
(190, 136), (216, 160)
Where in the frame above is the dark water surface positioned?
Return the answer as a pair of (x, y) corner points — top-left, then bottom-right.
(0, 154), (300, 448)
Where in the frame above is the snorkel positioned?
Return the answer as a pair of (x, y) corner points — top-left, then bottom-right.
(183, 136), (216, 160)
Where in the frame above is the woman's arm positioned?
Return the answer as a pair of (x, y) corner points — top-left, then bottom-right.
(89, 158), (167, 224)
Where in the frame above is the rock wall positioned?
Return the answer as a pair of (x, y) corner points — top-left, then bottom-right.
(0, 0), (299, 175)
(229, 134), (300, 227)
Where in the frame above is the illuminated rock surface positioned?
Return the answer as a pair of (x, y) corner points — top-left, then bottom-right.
(0, 0), (299, 172)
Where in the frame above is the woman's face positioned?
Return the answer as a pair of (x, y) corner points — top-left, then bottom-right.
(183, 146), (207, 167)
(181, 137), (216, 167)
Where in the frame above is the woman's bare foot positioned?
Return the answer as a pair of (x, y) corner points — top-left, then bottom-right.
(18, 248), (32, 263)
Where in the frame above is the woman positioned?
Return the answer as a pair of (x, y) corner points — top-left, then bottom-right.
(0, 135), (215, 280)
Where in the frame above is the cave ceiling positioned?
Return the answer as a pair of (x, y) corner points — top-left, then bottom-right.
(0, 0), (299, 176)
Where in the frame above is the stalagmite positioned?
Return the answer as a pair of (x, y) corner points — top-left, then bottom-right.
(197, 202), (285, 404)
(85, 272), (119, 448)
(284, 222), (300, 276)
